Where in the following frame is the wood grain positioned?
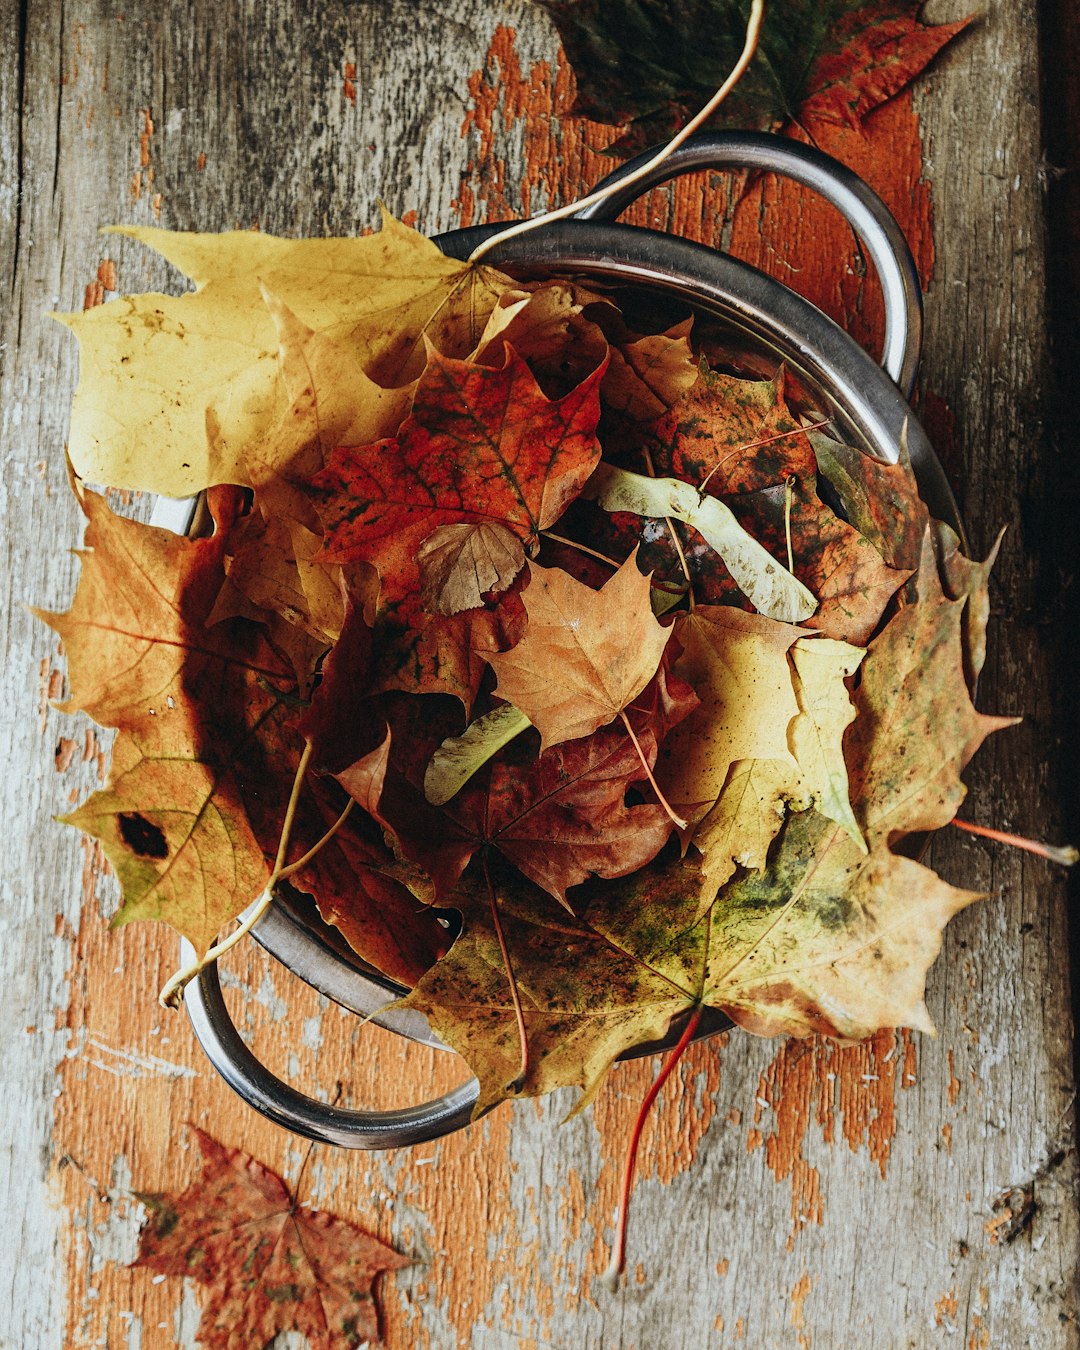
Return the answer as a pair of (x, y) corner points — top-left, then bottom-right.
(2, 2), (1077, 1347)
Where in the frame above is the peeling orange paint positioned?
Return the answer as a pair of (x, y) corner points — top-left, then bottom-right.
(968, 1316), (991, 1350)
(790, 1271), (812, 1348)
(80, 728), (109, 781)
(39, 658), (64, 732)
(935, 1287), (958, 1326)
(748, 1032), (912, 1243)
(942, 1122), (953, 1154)
(947, 1049), (961, 1106)
(138, 107), (153, 167)
(82, 257), (116, 309)
(786, 1157), (823, 1248)
(54, 736), (78, 772)
(901, 1028), (919, 1088)
(343, 60), (357, 105)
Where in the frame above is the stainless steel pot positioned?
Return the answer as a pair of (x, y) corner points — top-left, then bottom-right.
(158, 132), (960, 1149)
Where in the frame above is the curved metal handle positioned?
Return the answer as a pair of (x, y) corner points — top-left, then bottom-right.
(182, 941), (480, 1148)
(575, 131), (923, 399)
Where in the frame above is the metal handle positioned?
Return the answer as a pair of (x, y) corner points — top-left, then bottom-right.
(182, 939), (480, 1149)
(575, 131), (923, 398)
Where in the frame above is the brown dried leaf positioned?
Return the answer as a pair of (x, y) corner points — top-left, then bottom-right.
(134, 1128), (408, 1349)
(486, 552), (672, 750)
(417, 521), (526, 615)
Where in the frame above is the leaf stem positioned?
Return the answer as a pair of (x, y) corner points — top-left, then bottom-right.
(783, 474), (796, 574)
(467, 0), (766, 263)
(949, 816), (1078, 867)
(277, 799), (354, 879)
(618, 709), (687, 830)
(601, 1002), (705, 1291)
(482, 851), (531, 1092)
(159, 741), (315, 1009)
(541, 530), (621, 570)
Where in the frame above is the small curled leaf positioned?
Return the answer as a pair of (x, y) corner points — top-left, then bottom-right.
(418, 521), (526, 615)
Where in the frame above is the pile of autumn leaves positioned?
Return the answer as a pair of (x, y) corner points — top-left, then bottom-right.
(44, 215), (1010, 1114)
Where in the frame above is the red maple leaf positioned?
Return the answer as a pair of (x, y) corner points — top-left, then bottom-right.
(336, 660), (697, 906)
(133, 1129), (408, 1349)
(648, 367), (817, 495)
(310, 344), (606, 602)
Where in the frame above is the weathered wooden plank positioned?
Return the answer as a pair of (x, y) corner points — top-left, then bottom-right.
(1, 2), (1076, 1347)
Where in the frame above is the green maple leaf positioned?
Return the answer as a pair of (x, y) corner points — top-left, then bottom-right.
(538, 0), (970, 154)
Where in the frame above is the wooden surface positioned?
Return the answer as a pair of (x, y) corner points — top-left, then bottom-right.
(2, 2), (1078, 1346)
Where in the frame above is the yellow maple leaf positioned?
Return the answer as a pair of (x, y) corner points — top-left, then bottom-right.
(55, 212), (514, 496)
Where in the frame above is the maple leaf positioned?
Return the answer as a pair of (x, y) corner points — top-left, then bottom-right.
(691, 757), (804, 897)
(312, 345), (605, 608)
(844, 537), (1018, 843)
(368, 583), (526, 710)
(398, 859), (696, 1115)
(35, 489), (292, 952)
(540, 0), (970, 156)
(810, 428), (929, 571)
(459, 720), (679, 904)
(56, 213), (516, 496)
(221, 510), (344, 650)
(729, 473), (911, 644)
(232, 289), (417, 520)
(472, 279), (613, 397)
(133, 1128), (408, 1349)
(931, 519), (1003, 691)
(485, 552), (672, 750)
(787, 635), (865, 845)
(583, 810), (984, 1043)
(337, 662), (696, 906)
(656, 604), (807, 833)
(685, 633), (864, 894)
(600, 319), (701, 423)
(647, 365), (817, 494)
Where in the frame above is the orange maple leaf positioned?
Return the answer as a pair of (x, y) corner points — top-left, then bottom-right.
(133, 1129), (409, 1350)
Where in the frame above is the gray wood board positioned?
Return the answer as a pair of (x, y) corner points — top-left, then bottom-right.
(1, 1), (1076, 1346)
